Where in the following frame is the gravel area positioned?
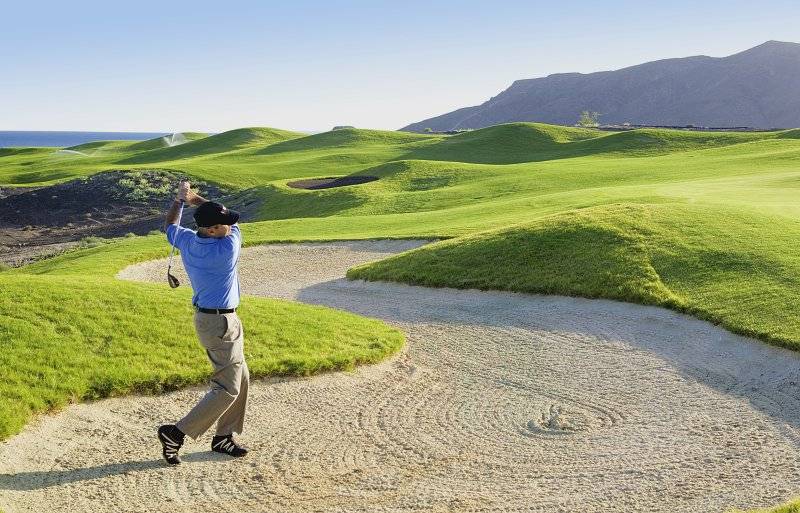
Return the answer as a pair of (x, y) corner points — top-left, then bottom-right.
(2, 240), (800, 512)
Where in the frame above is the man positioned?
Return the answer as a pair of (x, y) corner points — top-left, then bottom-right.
(157, 180), (249, 465)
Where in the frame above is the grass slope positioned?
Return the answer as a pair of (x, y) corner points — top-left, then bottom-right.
(125, 132), (209, 152)
(3, 123), (784, 189)
(258, 127), (434, 154)
(0, 273), (402, 440)
(120, 127), (304, 164)
(406, 123), (772, 163)
(348, 203), (800, 349)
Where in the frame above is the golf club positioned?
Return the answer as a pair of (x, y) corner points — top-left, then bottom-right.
(167, 199), (185, 288)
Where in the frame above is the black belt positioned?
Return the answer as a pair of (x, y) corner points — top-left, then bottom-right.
(195, 305), (237, 314)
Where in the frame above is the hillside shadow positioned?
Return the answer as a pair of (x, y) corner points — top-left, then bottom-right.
(255, 132), (340, 155)
(0, 458), (164, 490)
(9, 170), (76, 184)
(252, 183), (369, 220)
(254, 128), (432, 156)
(0, 451), (234, 491)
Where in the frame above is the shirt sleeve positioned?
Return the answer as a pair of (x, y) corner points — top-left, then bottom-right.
(220, 224), (242, 264)
(166, 224), (193, 249)
(229, 224), (242, 248)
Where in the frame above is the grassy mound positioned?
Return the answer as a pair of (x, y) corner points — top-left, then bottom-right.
(5, 122), (793, 190)
(0, 273), (402, 440)
(121, 127), (304, 164)
(407, 123), (773, 163)
(64, 140), (139, 154)
(258, 127), (433, 155)
(571, 128), (768, 157)
(349, 203), (800, 349)
(407, 122), (599, 163)
(126, 132), (208, 151)
(0, 147), (54, 157)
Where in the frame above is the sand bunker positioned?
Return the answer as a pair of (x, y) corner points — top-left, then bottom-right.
(3, 240), (800, 512)
(286, 175), (379, 189)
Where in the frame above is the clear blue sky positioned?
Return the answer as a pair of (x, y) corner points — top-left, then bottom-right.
(2, 0), (798, 132)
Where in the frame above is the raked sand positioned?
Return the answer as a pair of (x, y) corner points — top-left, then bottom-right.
(2, 240), (800, 512)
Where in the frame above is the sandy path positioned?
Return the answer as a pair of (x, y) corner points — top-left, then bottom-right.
(3, 240), (800, 512)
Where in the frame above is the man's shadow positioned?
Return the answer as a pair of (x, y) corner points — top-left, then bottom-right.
(0, 452), (226, 491)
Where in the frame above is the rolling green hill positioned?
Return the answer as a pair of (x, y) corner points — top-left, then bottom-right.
(120, 127), (304, 164)
(125, 132), (209, 152)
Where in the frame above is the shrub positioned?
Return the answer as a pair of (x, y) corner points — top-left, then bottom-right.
(577, 110), (601, 127)
(78, 236), (106, 249)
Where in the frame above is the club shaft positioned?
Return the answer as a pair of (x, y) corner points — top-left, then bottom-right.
(167, 200), (185, 268)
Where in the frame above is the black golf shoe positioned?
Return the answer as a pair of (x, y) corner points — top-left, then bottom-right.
(211, 434), (248, 457)
(158, 424), (185, 465)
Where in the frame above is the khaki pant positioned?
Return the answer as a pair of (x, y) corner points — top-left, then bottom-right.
(176, 311), (249, 439)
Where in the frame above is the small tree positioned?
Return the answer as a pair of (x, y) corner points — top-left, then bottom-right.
(423, 127), (433, 133)
(577, 111), (601, 127)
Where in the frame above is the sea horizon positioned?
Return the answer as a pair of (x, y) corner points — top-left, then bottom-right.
(0, 130), (170, 148)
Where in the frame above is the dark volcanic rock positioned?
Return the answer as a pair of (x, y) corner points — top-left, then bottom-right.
(1, 170), (226, 231)
(0, 170), (234, 258)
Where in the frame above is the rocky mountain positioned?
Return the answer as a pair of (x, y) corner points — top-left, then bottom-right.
(402, 41), (800, 131)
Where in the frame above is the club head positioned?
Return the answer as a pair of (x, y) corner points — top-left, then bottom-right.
(167, 272), (180, 289)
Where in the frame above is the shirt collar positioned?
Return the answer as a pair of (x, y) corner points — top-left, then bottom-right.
(195, 233), (218, 243)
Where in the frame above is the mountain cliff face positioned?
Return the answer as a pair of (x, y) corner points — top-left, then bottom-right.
(402, 41), (800, 131)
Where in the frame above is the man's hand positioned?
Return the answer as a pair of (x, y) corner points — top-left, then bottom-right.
(176, 181), (190, 203)
(176, 180), (207, 207)
(166, 181), (193, 228)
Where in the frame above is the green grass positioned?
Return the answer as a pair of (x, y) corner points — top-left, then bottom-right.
(731, 498), (800, 512)
(0, 273), (402, 440)
(5, 121), (800, 449)
(348, 203), (800, 349)
(0, 122), (790, 189)
(125, 132), (209, 152)
(120, 127), (304, 164)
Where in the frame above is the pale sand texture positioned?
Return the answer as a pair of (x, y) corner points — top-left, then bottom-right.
(2, 240), (800, 512)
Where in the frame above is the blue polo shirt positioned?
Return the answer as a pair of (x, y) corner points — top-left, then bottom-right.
(166, 223), (242, 309)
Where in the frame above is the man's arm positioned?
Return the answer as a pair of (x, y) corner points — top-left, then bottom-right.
(185, 188), (208, 207)
(164, 199), (183, 228)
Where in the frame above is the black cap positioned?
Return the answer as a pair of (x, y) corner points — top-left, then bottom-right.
(193, 201), (240, 227)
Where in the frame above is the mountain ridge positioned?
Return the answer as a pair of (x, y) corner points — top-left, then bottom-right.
(402, 41), (800, 132)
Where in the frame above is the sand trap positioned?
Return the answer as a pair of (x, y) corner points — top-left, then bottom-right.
(286, 175), (379, 189)
(3, 240), (800, 512)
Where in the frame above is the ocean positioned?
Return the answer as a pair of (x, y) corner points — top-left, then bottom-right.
(0, 131), (168, 148)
